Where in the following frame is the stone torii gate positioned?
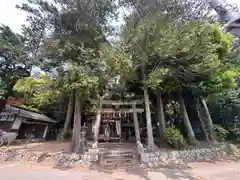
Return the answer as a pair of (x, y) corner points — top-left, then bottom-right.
(92, 100), (144, 148)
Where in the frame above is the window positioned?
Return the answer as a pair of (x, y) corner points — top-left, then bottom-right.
(0, 115), (8, 121)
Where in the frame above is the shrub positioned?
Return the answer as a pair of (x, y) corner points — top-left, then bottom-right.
(213, 124), (229, 141)
(165, 126), (187, 149)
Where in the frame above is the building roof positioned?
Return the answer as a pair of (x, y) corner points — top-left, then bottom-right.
(4, 105), (56, 123)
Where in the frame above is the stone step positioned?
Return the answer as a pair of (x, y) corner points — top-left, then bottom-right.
(100, 153), (139, 166)
(99, 149), (139, 166)
(101, 150), (137, 158)
(103, 158), (138, 167)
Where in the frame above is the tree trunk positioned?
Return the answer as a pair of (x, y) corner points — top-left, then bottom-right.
(75, 93), (82, 153)
(157, 91), (166, 139)
(200, 97), (217, 143)
(196, 100), (210, 142)
(63, 90), (74, 137)
(144, 88), (155, 151)
(141, 65), (154, 151)
(71, 91), (82, 153)
(178, 93), (196, 143)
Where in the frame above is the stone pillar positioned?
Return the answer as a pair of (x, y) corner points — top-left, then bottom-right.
(132, 103), (141, 143)
(93, 112), (101, 143)
(93, 99), (102, 148)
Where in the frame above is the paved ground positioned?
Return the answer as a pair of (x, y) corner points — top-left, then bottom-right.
(2, 161), (240, 180)
(188, 161), (240, 180)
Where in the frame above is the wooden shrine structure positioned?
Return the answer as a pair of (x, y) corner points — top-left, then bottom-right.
(81, 100), (151, 166)
(86, 100), (144, 147)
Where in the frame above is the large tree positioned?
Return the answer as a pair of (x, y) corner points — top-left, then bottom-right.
(0, 25), (32, 99)
(121, 0), (235, 144)
(15, 0), (120, 151)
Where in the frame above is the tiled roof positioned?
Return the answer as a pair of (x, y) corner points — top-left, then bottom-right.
(4, 105), (56, 123)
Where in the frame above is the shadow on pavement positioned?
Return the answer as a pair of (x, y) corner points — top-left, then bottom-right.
(88, 163), (196, 180)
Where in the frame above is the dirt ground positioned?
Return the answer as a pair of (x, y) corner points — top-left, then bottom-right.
(0, 140), (231, 153)
(0, 141), (71, 153)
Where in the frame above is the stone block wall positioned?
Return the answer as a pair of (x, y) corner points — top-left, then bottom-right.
(140, 147), (228, 166)
(0, 149), (90, 169)
(0, 145), (235, 169)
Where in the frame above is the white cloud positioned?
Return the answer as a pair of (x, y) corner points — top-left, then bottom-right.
(229, 0), (240, 7)
(0, 0), (28, 34)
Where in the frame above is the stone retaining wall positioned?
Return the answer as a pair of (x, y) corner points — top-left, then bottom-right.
(0, 149), (90, 168)
(140, 147), (229, 167)
(0, 146), (234, 169)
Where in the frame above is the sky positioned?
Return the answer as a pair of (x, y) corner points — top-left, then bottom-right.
(0, 0), (28, 34)
(1, 0), (240, 34)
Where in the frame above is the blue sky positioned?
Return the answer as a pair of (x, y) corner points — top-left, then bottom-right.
(1, 0), (240, 34)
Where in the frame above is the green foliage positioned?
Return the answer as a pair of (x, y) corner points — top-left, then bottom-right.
(20, 105), (40, 112)
(165, 126), (187, 149)
(58, 64), (100, 102)
(14, 73), (60, 109)
(0, 25), (32, 97)
(122, 8), (234, 97)
(147, 68), (170, 91)
(207, 87), (240, 139)
(120, 1), (237, 145)
(17, 0), (118, 70)
(213, 124), (229, 141)
(14, 73), (52, 92)
(99, 44), (134, 82)
(62, 66), (99, 91)
(122, 0), (214, 23)
(200, 67), (239, 95)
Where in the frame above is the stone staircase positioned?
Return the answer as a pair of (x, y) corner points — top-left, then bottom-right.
(98, 143), (139, 167)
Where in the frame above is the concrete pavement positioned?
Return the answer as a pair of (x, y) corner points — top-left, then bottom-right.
(1, 161), (240, 180)
(187, 161), (240, 180)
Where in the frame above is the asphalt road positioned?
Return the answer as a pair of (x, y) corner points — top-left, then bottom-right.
(1, 161), (240, 180)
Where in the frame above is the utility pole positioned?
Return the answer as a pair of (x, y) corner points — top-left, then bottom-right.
(209, 0), (240, 37)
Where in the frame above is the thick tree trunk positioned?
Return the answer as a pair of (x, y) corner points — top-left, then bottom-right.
(63, 90), (74, 137)
(196, 100), (210, 142)
(200, 97), (217, 143)
(141, 65), (154, 151)
(144, 88), (155, 151)
(157, 91), (166, 139)
(178, 93), (196, 143)
(71, 92), (82, 153)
